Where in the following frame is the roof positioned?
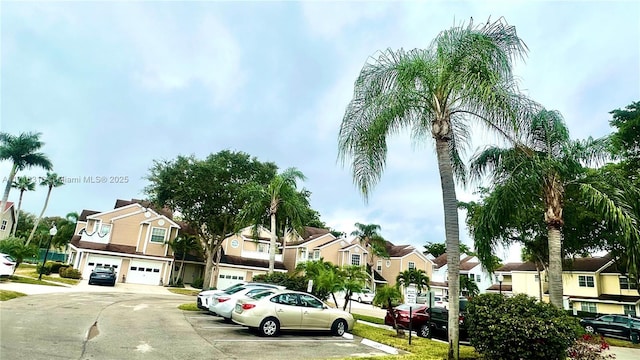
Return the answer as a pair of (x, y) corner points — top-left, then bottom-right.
(3, 201), (14, 212)
(114, 199), (174, 219)
(433, 254), (448, 268)
(460, 257), (480, 271)
(569, 294), (640, 304)
(78, 210), (100, 222)
(429, 281), (448, 288)
(384, 241), (414, 257)
(365, 265), (387, 282)
(563, 255), (613, 272)
(486, 284), (513, 292)
(287, 226), (333, 246)
(70, 235), (174, 258)
(220, 254), (287, 270)
(496, 262), (524, 272)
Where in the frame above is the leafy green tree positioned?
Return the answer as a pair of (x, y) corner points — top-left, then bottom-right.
(51, 212), (78, 249)
(238, 168), (308, 273)
(145, 151), (278, 289)
(169, 234), (203, 285)
(0, 131), (53, 217)
(469, 109), (636, 307)
(338, 17), (532, 359)
(395, 268), (430, 294)
(424, 242), (473, 257)
(373, 285), (403, 336)
(0, 237), (38, 269)
(350, 222), (388, 291)
(26, 172), (64, 245)
(341, 265), (368, 311)
(295, 259), (338, 300)
(11, 176), (36, 237)
(460, 275), (479, 298)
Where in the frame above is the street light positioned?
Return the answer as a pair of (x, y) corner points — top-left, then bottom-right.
(497, 273), (504, 295)
(39, 225), (57, 281)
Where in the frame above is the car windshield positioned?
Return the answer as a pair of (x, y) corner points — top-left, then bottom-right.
(94, 267), (113, 273)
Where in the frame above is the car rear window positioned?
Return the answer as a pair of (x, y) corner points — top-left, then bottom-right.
(248, 290), (274, 300)
(225, 286), (247, 295)
(396, 304), (425, 311)
(94, 267), (113, 273)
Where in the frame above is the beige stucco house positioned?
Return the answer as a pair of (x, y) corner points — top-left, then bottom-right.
(0, 202), (15, 240)
(67, 199), (180, 286)
(373, 241), (435, 290)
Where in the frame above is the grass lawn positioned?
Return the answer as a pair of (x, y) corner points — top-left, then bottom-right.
(605, 337), (640, 349)
(0, 290), (27, 301)
(353, 313), (385, 325)
(178, 303), (200, 311)
(6, 275), (66, 287)
(13, 265), (80, 285)
(168, 288), (200, 296)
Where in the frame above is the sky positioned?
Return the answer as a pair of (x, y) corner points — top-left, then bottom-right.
(1, 0), (639, 263)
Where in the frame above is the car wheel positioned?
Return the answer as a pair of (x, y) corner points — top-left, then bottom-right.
(332, 319), (348, 336)
(358, 297), (362, 303)
(584, 325), (595, 333)
(419, 324), (432, 338)
(259, 317), (279, 337)
(88, 281), (93, 285)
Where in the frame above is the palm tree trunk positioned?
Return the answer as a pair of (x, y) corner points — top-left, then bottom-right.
(11, 189), (25, 237)
(0, 163), (17, 222)
(178, 252), (187, 284)
(435, 138), (460, 360)
(547, 226), (564, 308)
(26, 185), (53, 245)
(268, 212), (277, 273)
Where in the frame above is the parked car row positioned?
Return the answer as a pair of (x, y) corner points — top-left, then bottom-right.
(580, 314), (640, 341)
(197, 282), (355, 337)
(384, 300), (469, 340)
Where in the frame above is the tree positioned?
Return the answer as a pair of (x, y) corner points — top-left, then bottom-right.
(373, 285), (403, 336)
(295, 259), (338, 301)
(460, 275), (479, 298)
(51, 212), (78, 249)
(469, 109), (636, 307)
(396, 268), (430, 294)
(0, 132), (53, 217)
(424, 242), (473, 257)
(338, 17), (532, 359)
(341, 265), (369, 311)
(26, 172), (64, 245)
(146, 151), (277, 289)
(168, 234), (202, 285)
(238, 168), (308, 273)
(11, 176), (36, 237)
(0, 237), (38, 269)
(350, 222), (388, 291)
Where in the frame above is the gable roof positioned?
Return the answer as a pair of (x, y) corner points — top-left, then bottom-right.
(79, 210), (100, 222)
(513, 255), (614, 273)
(287, 226), (334, 246)
(384, 241), (413, 257)
(433, 254), (448, 268)
(495, 262), (524, 272)
(460, 258), (480, 271)
(2, 201), (14, 212)
(114, 199), (174, 219)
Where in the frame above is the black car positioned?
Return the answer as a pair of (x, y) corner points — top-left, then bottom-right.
(88, 266), (117, 286)
(419, 300), (469, 340)
(580, 314), (640, 341)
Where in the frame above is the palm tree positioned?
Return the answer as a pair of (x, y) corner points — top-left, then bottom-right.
(338, 17), (532, 359)
(0, 132), (53, 216)
(341, 265), (369, 311)
(459, 275), (479, 298)
(169, 234), (202, 285)
(26, 172), (64, 245)
(469, 109), (636, 308)
(51, 212), (79, 249)
(350, 222), (388, 291)
(11, 176), (36, 237)
(239, 167), (308, 273)
(373, 285), (403, 336)
(0, 236), (38, 270)
(296, 259), (338, 301)
(396, 268), (430, 295)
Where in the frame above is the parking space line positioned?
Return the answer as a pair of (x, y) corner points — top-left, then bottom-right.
(211, 339), (353, 342)
(200, 326), (242, 329)
(188, 316), (217, 319)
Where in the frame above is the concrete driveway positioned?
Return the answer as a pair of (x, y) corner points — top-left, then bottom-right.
(0, 278), (182, 295)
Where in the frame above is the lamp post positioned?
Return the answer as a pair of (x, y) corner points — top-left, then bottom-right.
(39, 225), (57, 281)
(497, 273), (504, 295)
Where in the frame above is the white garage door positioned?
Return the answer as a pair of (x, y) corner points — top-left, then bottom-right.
(216, 269), (247, 290)
(127, 260), (162, 285)
(83, 255), (122, 280)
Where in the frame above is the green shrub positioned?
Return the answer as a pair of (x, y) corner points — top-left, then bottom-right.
(466, 293), (582, 360)
(191, 277), (204, 289)
(36, 263), (52, 275)
(60, 267), (81, 279)
(252, 272), (307, 292)
(45, 261), (66, 274)
(58, 266), (70, 277)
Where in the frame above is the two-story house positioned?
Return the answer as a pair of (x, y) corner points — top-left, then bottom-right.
(212, 225), (288, 289)
(67, 199), (180, 286)
(429, 254), (493, 297)
(282, 226), (367, 270)
(373, 241), (435, 290)
(0, 202), (15, 240)
(485, 262), (523, 296)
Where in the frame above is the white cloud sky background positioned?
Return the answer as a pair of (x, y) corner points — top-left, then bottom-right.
(1, 1), (638, 262)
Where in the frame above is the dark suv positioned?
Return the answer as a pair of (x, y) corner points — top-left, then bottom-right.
(580, 314), (640, 341)
(419, 300), (469, 339)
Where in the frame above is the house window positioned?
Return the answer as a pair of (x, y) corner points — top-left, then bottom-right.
(624, 305), (637, 316)
(619, 276), (638, 290)
(476, 274), (481, 282)
(351, 254), (361, 266)
(99, 224), (111, 236)
(534, 274), (540, 282)
(257, 243), (268, 253)
(581, 302), (597, 313)
(150, 227), (166, 243)
(0, 220), (6, 231)
(408, 262), (415, 270)
(377, 260), (382, 272)
(578, 275), (595, 288)
(299, 248), (307, 260)
(313, 250), (320, 260)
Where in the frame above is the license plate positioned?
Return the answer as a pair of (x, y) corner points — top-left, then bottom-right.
(235, 304), (242, 312)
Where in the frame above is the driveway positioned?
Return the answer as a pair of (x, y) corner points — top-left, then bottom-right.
(0, 291), (387, 360)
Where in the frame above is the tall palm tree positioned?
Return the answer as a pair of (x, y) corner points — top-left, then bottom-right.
(11, 176), (36, 237)
(350, 222), (388, 291)
(341, 265), (369, 311)
(338, 17), (532, 359)
(239, 167), (308, 273)
(469, 109), (636, 308)
(26, 172), (64, 245)
(0, 132), (53, 216)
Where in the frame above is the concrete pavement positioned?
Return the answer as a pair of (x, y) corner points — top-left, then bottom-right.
(0, 277), (188, 296)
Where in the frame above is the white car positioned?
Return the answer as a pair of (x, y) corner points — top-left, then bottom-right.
(351, 289), (374, 304)
(210, 287), (280, 320)
(197, 282), (285, 312)
(0, 253), (16, 277)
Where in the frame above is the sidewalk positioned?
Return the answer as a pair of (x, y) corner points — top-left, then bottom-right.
(0, 277), (187, 296)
